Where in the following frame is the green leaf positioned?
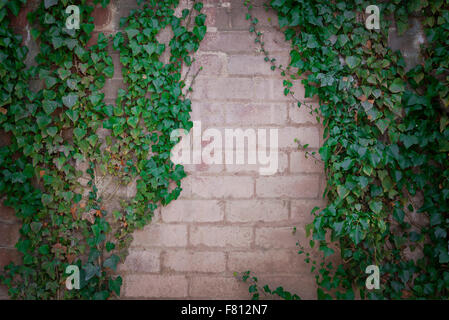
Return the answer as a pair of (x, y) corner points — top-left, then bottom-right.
(345, 56), (361, 69)
(389, 78), (406, 93)
(103, 254), (120, 271)
(73, 127), (86, 140)
(369, 200), (383, 214)
(62, 94), (78, 108)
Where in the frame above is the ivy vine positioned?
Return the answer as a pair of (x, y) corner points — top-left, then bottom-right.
(240, 0), (449, 300)
(0, 0), (206, 299)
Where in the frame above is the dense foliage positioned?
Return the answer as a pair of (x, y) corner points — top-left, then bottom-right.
(242, 0), (449, 299)
(0, 0), (206, 299)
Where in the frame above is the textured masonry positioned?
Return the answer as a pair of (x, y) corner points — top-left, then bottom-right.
(0, 0), (424, 300)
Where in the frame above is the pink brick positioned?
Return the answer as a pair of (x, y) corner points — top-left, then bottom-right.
(279, 127), (320, 149)
(231, 7), (278, 30)
(226, 200), (288, 222)
(256, 176), (320, 198)
(224, 103), (287, 125)
(225, 151), (287, 174)
(190, 226), (252, 248)
(164, 250), (226, 272)
(272, 79), (308, 101)
(192, 54), (226, 75)
(290, 151), (324, 173)
(179, 175), (193, 199)
(201, 32), (256, 52)
(262, 31), (292, 52)
(189, 276), (249, 299)
(195, 77), (254, 100)
(161, 200), (223, 223)
(0, 224), (20, 247)
(0, 285), (9, 299)
(132, 224), (187, 247)
(291, 199), (326, 222)
(228, 55), (275, 75)
(191, 102), (226, 124)
(0, 248), (21, 269)
(255, 226), (304, 249)
(191, 176), (254, 199)
(124, 275), (188, 298)
(118, 250), (160, 273)
(228, 250), (296, 273)
(0, 203), (17, 223)
(203, 7), (230, 30)
(289, 102), (321, 124)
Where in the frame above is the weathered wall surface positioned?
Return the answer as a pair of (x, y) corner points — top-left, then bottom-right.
(0, 0), (425, 300)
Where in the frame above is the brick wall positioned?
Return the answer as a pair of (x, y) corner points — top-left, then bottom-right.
(0, 0), (425, 300)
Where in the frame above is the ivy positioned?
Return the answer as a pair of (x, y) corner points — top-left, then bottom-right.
(241, 0), (449, 300)
(0, 0), (206, 299)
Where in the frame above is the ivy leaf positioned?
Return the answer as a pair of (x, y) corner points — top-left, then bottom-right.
(389, 78), (406, 93)
(66, 109), (79, 123)
(126, 28), (139, 39)
(103, 254), (120, 271)
(345, 56), (361, 69)
(73, 127), (86, 140)
(369, 200), (383, 214)
(43, 100), (58, 115)
(109, 276), (122, 296)
(62, 94), (78, 108)
(44, 0), (58, 9)
(127, 116), (139, 128)
(89, 93), (104, 106)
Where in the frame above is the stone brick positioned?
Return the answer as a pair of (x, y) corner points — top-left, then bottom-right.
(192, 53), (226, 75)
(231, 7), (278, 30)
(124, 275), (188, 298)
(226, 200), (288, 222)
(203, 7), (231, 30)
(190, 226), (252, 248)
(224, 103), (287, 125)
(290, 151), (324, 173)
(289, 102), (320, 124)
(228, 250), (296, 273)
(118, 250), (160, 273)
(291, 199), (326, 222)
(92, 3), (117, 32)
(0, 223), (20, 247)
(179, 175), (193, 199)
(0, 203), (17, 223)
(189, 276), (249, 299)
(111, 53), (122, 79)
(0, 284), (9, 299)
(0, 248), (21, 269)
(227, 55), (275, 76)
(262, 31), (292, 52)
(131, 224), (187, 248)
(201, 32), (257, 53)
(255, 226), (303, 249)
(164, 250), (226, 272)
(256, 175), (320, 198)
(161, 200), (224, 223)
(191, 101), (226, 124)
(195, 77), (254, 100)
(279, 127), (320, 149)
(102, 79), (127, 99)
(190, 176), (254, 199)
(225, 150), (287, 174)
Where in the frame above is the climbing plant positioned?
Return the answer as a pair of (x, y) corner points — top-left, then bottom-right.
(240, 0), (449, 299)
(0, 0), (206, 299)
